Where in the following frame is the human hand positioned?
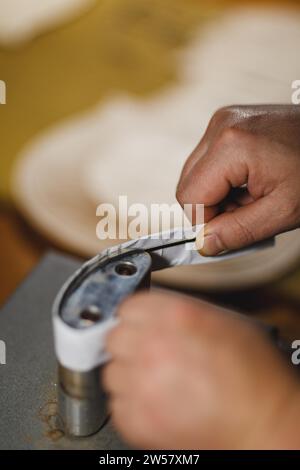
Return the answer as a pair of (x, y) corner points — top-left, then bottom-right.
(176, 105), (300, 255)
(103, 290), (300, 449)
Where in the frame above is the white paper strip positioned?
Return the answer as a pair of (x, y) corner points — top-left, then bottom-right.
(53, 230), (274, 371)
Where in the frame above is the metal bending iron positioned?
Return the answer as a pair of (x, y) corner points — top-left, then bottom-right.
(52, 227), (274, 437)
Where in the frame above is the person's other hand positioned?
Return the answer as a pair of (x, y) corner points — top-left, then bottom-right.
(103, 291), (300, 449)
(176, 105), (300, 255)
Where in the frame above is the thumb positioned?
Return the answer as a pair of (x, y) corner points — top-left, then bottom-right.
(196, 194), (282, 256)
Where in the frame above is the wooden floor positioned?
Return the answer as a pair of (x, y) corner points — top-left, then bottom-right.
(0, 204), (46, 306)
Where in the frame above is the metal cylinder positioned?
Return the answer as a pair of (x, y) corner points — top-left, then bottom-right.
(54, 250), (152, 437)
(58, 364), (107, 437)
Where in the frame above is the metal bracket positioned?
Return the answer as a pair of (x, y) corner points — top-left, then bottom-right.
(54, 249), (152, 436)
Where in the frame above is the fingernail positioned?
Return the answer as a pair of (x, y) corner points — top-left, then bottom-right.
(198, 232), (223, 256)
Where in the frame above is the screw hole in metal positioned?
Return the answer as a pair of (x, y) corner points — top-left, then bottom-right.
(115, 261), (137, 277)
(79, 305), (102, 326)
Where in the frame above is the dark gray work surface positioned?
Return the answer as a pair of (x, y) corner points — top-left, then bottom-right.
(0, 251), (127, 450)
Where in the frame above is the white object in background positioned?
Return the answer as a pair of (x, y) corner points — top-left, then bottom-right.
(11, 7), (300, 290)
(84, 8), (300, 213)
(0, 0), (95, 46)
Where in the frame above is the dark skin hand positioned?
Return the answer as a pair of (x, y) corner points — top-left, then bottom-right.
(104, 291), (300, 449)
(176, 105), (300, 254)
(103, 105), (300, 449)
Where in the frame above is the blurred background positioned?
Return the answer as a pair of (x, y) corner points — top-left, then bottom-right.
(1, 0), (300, 342)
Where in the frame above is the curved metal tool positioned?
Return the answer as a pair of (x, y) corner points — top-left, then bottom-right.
(54, 249), (152, 436)
(53, 227), (274, 437)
